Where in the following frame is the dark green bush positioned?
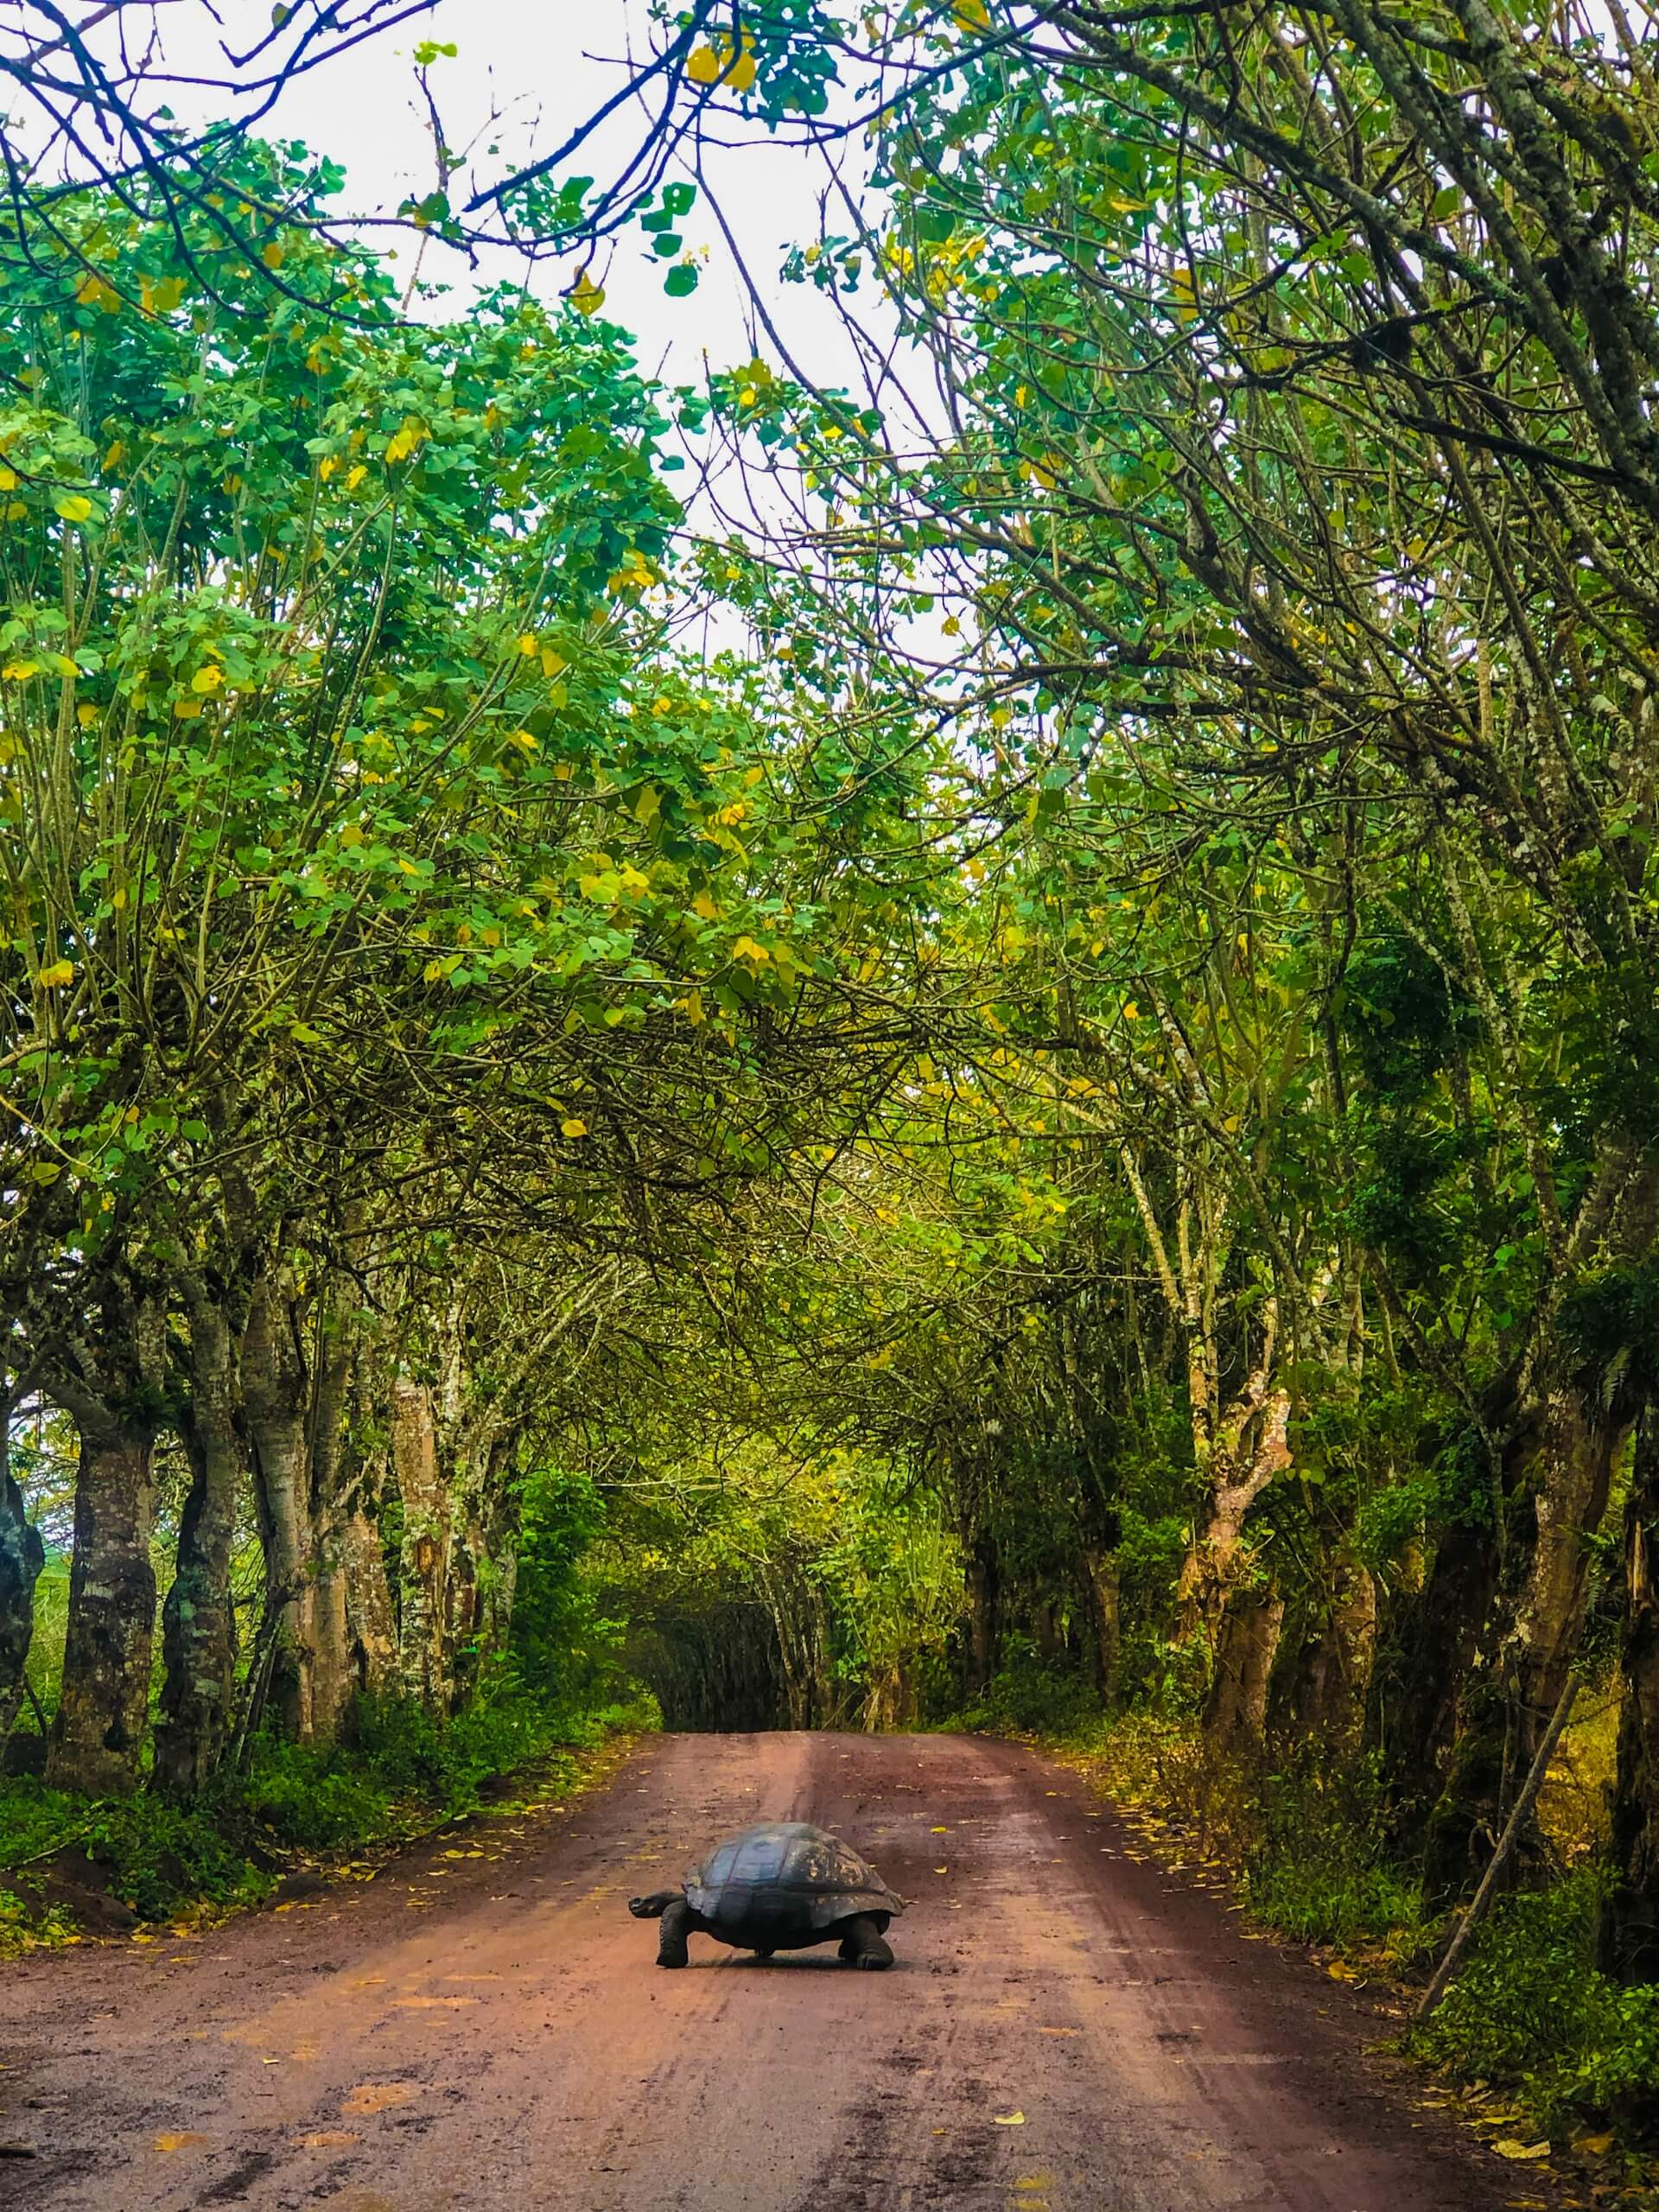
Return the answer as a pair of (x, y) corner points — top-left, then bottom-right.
(1414, 1871), (1659, 2133)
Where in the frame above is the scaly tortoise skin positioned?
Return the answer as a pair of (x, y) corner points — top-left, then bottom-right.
(628, 1820), (905, 1969)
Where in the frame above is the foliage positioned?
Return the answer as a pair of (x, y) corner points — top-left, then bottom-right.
(1415, 1874), (1659, 2134)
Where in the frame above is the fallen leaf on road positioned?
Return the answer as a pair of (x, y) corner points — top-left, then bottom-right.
(395, 1995), (478, 2009)
(1492, 2140), (1551, 2161)
(934, 1866), (949, 1874)
(993, 2111), (1027, 2126)
(1573, 2136), (1614, 2157)
(154, 2133), (210, 2152)
(296, 2132), (358, 2149)
(1038, 2028), (1080, 2038)
(343, 2083), (418, 2115)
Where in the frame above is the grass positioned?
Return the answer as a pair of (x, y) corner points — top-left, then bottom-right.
(0, 1675), (658, 1953)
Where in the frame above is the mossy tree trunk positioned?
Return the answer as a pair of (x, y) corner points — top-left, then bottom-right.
(0, 1411), (46, 1741)
(44, 1284), (167, 1798)
(155, 1287), (247, 1797)
(48, 1417), (159, 1796)
(1606, 1403), (1659, 1982)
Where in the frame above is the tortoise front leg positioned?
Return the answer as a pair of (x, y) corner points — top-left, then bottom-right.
(836, 1914), (894, 1970)
(656, 1896), (695, 1968)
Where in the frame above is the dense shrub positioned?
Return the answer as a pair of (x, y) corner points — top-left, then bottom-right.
(1415, 1872), (1659, 2133)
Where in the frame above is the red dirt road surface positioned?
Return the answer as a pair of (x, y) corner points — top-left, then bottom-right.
(1, 1731), (1519, 2211)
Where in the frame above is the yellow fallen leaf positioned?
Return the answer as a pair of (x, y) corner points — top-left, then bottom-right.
(934, 1866), (949, 1874)
(561, 1118), (588, 1139)
(342, 2083), (417, 2114)
(931, 1825), (950, 1833)
(1492, 2140), (1551, 2161)
(154, 2133), (209, 2152)
(1572, 2133), (1614, 2156)
(993, 2110), (1027, 2126)
(296, 2132), (358, 2149)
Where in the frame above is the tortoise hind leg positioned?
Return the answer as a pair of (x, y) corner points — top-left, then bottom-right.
(836, 1914), (893, 1970)
(656, 1897), (694, 1968)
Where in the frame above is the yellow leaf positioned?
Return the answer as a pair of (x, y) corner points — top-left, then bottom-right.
(0, 467), (15, 492)
(38, 961), (75, 988)
(263, 242), (285, 270)
(174, 696), (203, 719)
(103, 440), (124, 470)
(111, 886), (127, 909)
(342, 2083), (416, 2115)
(541, 646), (567, 678)
(692, 890), (720, 921)
(569, 271), (606, 317)
(931, 1825), (950, 1833)
(561, 1117), (588, 1139)
(993, 2111), (1026, 2127)
(1122, 1001), (1139, 1020)
(338, 823), (365, 848)
(192, 665), (224, 693)
(141, 274), (186, 315)
(2, 660), (39, 680)
(726, 53), (757, 91)
(955, 0), (992, 28)
(1573, 2133), (1614, 2157)
(934, 1866), (949, 1873)
(154, 2133), (210, 2152)
(518, 633), (540, 656)
(54, 494), (93, 524)
(346, 465), (368, 491)
(1492, 2141), (1551, 2162)
(686, 42), (722, 84)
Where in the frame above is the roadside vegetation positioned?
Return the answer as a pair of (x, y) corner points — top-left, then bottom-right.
(3, 0), (1659, 2177)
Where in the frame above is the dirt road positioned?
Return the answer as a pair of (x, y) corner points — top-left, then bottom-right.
(1, 1731), (1518, 2211)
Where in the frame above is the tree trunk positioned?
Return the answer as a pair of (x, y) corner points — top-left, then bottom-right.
(0, 1436), (46, 1740)
(1178, 1383), (1292, 1639)
(1080, 1542), (1122, 1703)
(1273, 1560), (1377, 1751)
(1511, 1385), (1632, 1770)
(392, 1379), (449, 1711)
(964, 1532), (998, 1695)
(1374, 1510), (1500, 1855)
(342, 1509), (397, 1702)
(1605, 1402), (1659, 1982)
(242, 1267), (312, 1737)
(47, 1422), (157, 1796)
(155, 1298), (245, 1798)
(1203, 1587), (1284, 1758)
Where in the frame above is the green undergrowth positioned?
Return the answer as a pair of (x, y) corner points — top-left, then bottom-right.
(0, 1675), (657, 1953)
(1409, 1872), (1659, 2142)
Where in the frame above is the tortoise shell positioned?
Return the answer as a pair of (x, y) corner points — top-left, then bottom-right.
(683, 1821), (905, 1946)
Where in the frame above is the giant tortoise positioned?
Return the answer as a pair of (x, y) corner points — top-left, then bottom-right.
(628, 1820), (905, 1969)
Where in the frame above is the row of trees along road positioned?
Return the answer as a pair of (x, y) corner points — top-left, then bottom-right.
(1, 0), (1657, 2005)
(0, 143), (942, 1804)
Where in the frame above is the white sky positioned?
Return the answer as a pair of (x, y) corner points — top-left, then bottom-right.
(148, 3), (874, 392)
